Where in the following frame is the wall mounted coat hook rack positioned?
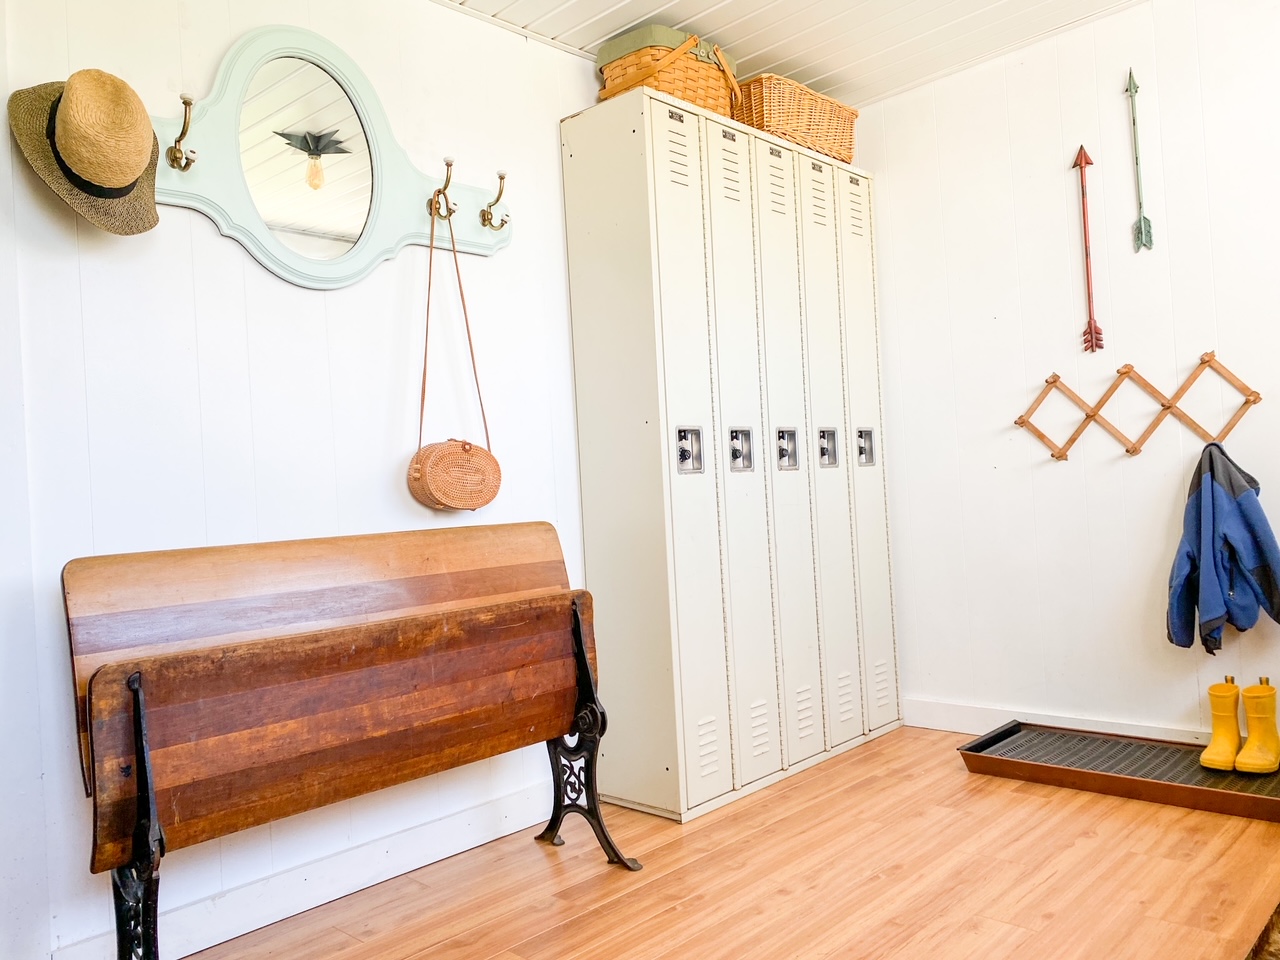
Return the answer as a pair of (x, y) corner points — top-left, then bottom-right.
(165, 95), (197, 172)
(1015, 352), (1261, 461)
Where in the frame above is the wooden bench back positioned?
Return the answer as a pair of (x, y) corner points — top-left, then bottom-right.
(63, 522), (570, 794)
(86, 590), (593, 874)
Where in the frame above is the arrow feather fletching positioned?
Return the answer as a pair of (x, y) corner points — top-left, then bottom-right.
(1133, 216), (1153, 251)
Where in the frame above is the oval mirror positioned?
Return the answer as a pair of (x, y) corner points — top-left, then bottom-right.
(238, 57), (372, 260)
(151, 27), (510, 289)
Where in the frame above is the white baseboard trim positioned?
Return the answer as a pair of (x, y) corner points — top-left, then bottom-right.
(902, 697), (1209, 746)
(53, 786), (549, 960)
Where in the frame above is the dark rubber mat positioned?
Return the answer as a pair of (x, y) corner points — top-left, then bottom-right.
(981, 726), (1280, 797)
(959, 720), (1280, 823)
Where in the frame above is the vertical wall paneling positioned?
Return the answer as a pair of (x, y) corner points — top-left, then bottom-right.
(10, 2), (602, 955)
(870, 0), (1280, 741)
(704, 118), (784, 787)
(649, 104), (734, 809)
(930, 61), (1044, 715)
(191, 217), (260, 546)
(1191, 0), (1280, 691)
(797, 155), (865, 747)
(875, 84), (974, 711)
(0, 0), (52, 949)
(752, 137), (824, 765)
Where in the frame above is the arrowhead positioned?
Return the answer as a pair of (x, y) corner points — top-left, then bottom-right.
(1072, 145), (1093, 169)
(1126, 69), (1139, 96)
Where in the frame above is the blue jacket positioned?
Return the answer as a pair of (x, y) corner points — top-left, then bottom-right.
(1168, 443), (1280, 653)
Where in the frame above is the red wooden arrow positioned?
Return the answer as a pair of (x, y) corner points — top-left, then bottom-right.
(1073, 145), (1103, 352)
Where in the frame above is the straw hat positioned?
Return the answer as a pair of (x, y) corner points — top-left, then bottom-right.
(8, 69), (159, 235)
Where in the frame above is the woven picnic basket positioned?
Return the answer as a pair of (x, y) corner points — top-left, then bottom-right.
(734, 74), (858, 163)
(597, 25), (740, 117)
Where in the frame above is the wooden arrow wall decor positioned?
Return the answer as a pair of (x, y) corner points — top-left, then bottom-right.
(1126, 70), (1154, 251)
(1073, 145), (1103, 352)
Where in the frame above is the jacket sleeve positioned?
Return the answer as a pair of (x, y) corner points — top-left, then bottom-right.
(1197, 479), (1230, 652)
(1229, 490), (1280, 623)
(1167, 534), (1198, 649)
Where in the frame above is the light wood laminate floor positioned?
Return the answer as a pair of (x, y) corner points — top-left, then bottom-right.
(191, 727), (1280, 960)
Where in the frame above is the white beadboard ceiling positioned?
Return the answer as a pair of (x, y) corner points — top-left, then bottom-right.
(436, 0), (1142, 106)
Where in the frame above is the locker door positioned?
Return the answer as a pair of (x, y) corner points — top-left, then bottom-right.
(798, 156), (865, 747)
(836, 170), (899, 731)
(705, 120), (782, 786)
(650, 104), (734, 807)
(752, 138), (824, 765)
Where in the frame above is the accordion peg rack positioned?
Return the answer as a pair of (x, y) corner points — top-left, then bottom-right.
(1015, 351), (1261, 461)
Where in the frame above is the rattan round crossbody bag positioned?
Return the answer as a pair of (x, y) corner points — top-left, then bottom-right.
(407, 189), (501, 510)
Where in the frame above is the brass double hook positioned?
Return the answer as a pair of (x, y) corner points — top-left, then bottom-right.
(165, 95), (198, 172)
(480, 171), (509, 231)
(429, 157), (457, 220)
(428, 160), (510, 229)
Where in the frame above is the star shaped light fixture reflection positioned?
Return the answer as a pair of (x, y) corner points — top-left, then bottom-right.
(274, 130), (351, 190)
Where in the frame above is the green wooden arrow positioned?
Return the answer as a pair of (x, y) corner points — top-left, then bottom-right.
(1126, 70), (1153, 251)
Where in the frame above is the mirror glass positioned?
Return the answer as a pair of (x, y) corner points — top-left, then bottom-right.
(238, 57), (373, 260)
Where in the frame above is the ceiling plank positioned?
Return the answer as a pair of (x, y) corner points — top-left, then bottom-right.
(433, 0), (1144, 108)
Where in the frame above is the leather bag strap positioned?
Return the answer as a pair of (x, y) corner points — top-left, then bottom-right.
(417, 189), (492, 451)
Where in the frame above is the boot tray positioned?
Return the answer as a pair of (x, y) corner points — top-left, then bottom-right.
(959, 720), (1280, 822)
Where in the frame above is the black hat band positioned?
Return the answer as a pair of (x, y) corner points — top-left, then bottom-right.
(45, 95), (138, 200)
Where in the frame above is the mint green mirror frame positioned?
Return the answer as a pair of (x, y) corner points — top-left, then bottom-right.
(150, 26), (511, 289)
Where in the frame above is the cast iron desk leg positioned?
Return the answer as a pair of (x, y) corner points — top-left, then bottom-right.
(112, 672), (166, 960)
(537, 599), (641, 871)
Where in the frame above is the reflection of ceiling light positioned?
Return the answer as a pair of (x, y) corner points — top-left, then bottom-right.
(274, 130), (350, 191)
(305, 155), (325, 190)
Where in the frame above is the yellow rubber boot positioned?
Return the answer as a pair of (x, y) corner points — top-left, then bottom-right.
(1235, 678), (1280, 774)
(1200, 676), (1241, 771)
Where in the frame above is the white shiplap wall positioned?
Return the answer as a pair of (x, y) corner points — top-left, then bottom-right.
(0, 0), (51, 952)
(5, 1), (597, 957)
(859, 0), (1280, 739)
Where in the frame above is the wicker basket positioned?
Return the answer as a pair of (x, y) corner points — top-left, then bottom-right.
(598, 29), (740, 118)
(734, 74), (858, 163)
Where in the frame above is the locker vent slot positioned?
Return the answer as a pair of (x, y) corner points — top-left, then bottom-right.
(749, 699), (771, 757)
(720, 146), (742, 202)
(667, 127), (691, 188)
(845, 185), (866, 237)
(697, 715), (721, 777)
(768, 163), (788, 216)
(873, 659), (892, 707)
(810, 176), (829, 227)
(796, 685), (816, 739)
(836, 671), (857, 723)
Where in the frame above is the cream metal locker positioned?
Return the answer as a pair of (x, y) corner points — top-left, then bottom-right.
(649, 103), (735, 807)
(560, 94), (732, 818)
(561, 87), (899, 822)
(837, 170), (900, 731)
(797, 156), (866, 748)
(753, 137), (824, 766)
(704, 118), (783, 787)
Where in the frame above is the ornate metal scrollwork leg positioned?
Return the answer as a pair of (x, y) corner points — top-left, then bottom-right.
(112, 672), (166, 960)
(537, 599), (641, 871)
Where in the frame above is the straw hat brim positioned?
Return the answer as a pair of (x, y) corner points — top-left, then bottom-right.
(8, 80), (159, 236)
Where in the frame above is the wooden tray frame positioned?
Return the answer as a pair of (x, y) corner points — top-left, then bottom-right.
(958, 720), (1280, 823)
